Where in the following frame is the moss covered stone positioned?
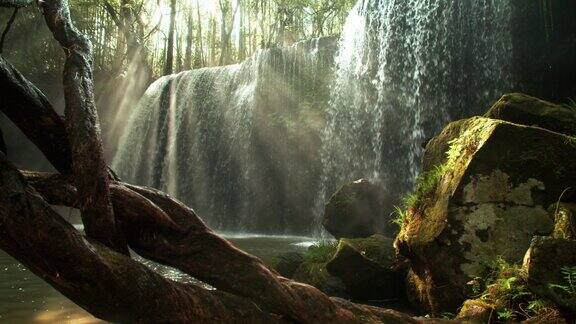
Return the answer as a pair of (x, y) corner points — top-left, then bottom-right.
(395, 114), (576, 315)
(323, 179), (395, 239)
(485, 93), (576, 136)
(325, 234), (407, 304)
(290, 242), (347, 297)
(523, 236), (576, 313)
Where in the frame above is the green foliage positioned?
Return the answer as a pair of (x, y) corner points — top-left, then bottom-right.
(477, 257), (554, 322)
(562, 98), (576, 112)
(392, 164), (447, 230)
(303, 240), (338, 264)
(548, 266), (576, 297)
(391, 206), (407, 229)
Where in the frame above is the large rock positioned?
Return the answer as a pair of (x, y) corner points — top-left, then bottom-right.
(274, 252), (304, 278)
(485, 93), (576, 136)
(523, 236), (576, 313)
(323, 179), (394, 239)
(325, 234), (407, 304)
(395, 111), (576, 314)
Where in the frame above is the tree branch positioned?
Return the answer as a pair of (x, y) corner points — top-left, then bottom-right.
(23, 171), (424, 324)
(39, 0), (127, 253)
(0, 157), (286, 323)
(0, 55), (72, 174)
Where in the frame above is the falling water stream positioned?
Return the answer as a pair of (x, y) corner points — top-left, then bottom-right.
(314, 0), (514, 234)
(113, 37), (337, 234)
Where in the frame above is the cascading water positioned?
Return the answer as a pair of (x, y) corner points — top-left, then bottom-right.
(315, 0), (515, 233)
(115, 0), (517, 236)
(113, 37), (337, 234)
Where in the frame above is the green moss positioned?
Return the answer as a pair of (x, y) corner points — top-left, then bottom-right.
(392, 164), (447, 230)
(394, 118), (495, 231)
(293, 262), (331, 287)
(292, 240), (338, 287)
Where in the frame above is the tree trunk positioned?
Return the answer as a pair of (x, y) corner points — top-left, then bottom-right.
(0, 126), (6, 154)
(0, 55), (72, 174)
(0, 157), (286, 324)
(184, 6), (193, 70)
(40, 0), (127, 253)
(164, 0), (177, 75)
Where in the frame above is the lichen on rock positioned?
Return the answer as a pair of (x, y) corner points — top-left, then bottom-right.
(394, 97), (576, 314)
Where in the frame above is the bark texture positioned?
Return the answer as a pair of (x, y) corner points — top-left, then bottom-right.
(0, 157), (287, 323)
(40, 0), (126, 253)
(0, 55), (72, 173)
(24, 171), (424, 323)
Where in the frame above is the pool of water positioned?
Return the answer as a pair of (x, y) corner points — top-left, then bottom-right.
(0, 234), (315, 323)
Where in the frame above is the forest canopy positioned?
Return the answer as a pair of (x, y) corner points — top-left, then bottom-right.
(0, 0), (354, 77)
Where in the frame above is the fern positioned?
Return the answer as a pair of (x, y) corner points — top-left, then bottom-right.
(548, 266), (576, 297)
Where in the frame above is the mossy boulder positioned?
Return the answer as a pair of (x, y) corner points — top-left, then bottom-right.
(523, 236), (576, 313)
(290, 242), (347, 297)
(323, 179), (394, 239)
(485, 93), (576, 136)
(395, 114), (576, 314)
(325, 234), (407, 304)
(274, 252), (304, 278)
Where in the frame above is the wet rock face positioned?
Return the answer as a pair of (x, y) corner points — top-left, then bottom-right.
(395, 95), (576, 314)
(323, 179), (394, 239)
(524, 236), (576, 313)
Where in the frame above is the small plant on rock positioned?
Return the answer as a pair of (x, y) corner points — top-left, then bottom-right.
(304, 240), (338, 264)
(548, 266), (576, 298)
(478, 257), (555, 322)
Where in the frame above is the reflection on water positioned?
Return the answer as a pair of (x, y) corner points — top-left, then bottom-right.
(0, 251), (103, 323)
(0, 234), (314, 323)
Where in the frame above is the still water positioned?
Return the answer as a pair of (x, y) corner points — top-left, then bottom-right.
(0, 234), (315, 323)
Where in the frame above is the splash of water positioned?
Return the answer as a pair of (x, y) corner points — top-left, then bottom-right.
(314, 0), (515, 235)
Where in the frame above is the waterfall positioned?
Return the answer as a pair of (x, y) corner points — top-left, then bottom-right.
(315, 0), (515, 234)
(114, 0), (517, 236)
(113, 37), (337, 234)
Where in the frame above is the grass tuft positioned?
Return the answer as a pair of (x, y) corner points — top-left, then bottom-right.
(303, 240), (338, 264)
